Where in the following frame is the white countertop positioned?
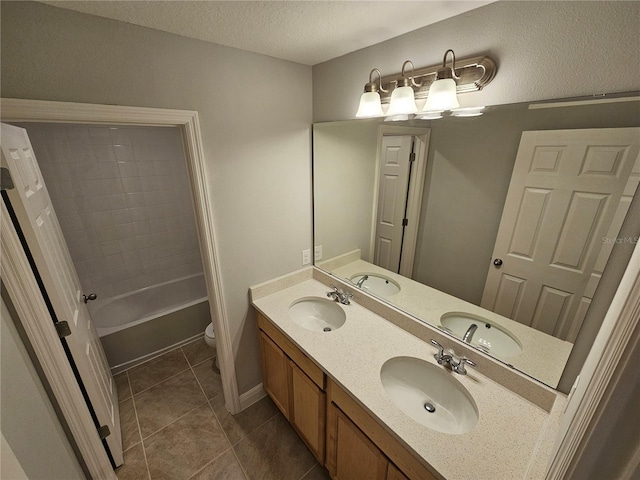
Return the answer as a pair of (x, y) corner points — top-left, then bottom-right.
(251, 277), (566, 480)
(326, 258), (573, 388)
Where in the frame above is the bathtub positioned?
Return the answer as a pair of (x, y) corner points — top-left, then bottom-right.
(90, 274), (212, 372)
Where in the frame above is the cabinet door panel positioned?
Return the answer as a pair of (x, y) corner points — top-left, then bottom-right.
(328, 403), (388, 480)
(259, 331), (290, 419)
(387, 463), (410, 480)
(290, 361), (326, 464)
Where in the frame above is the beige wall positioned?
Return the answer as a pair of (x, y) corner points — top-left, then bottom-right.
(1, 293), (86, 479)
(312, 1), (640, 122)
(313, 119), (379, 261)
(1, 1), (313, 394)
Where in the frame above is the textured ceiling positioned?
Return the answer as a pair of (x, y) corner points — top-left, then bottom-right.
(38, 1), (493, 65)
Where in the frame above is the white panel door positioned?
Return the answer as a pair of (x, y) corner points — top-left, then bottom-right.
(373, 136), (413, 273)
(0, 124), (123, 466)
(481, 128), (640, 342)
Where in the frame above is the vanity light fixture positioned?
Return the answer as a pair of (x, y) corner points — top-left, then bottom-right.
(386, 61), (420, 116)
(355, 68), (387, 118)
(355, 52), (496, 119)
(422, 49), (460, 112)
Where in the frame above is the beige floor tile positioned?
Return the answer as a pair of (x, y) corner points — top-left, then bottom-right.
(120, 397), (141, 450)
(115, 443), (149, 480)
(210, 394), (279, 445)
(192, 360), (223, 400)
(144, 404), (231, 480)
(182, 338), (213, 366)
(233, 413), (316, 480)
(189, 449), (246, 480)
(128, 349), (190, 394)
(134, 370), (207, 438)
(115, 371), (132, 403)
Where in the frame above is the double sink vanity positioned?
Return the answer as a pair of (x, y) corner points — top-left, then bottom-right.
(250, 267), (567, 480)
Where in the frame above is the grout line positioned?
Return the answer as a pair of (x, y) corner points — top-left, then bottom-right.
(299, 463), (318, 480)
(230, 444), (251, 480)
(230, 410), (280, 448)
(139, 400), (209, 441)
(185, 446), (240, 480)
(127, 371), (152, 480)
(130, 366), (191, 397)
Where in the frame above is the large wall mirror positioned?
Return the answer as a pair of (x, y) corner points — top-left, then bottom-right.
(313, 93), (640, 389)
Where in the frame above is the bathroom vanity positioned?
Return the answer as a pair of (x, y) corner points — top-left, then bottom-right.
(250, 268), (566, 480)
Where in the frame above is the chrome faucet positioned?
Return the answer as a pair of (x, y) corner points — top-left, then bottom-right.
(430, 339), (476, 375)
(327, 285), (353, 305)
(462, 324), (478, 343)
(355, 275), (369, 289)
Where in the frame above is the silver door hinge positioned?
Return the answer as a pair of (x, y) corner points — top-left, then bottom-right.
(1, 168), (14, 191)
(54, 321), (72, 338)
(97, 425), (111, 439)
(409, 152), (416, 162)
(402, 218), (409, 226)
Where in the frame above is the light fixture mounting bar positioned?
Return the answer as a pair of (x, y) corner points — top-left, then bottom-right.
(378, 55), (496, 104)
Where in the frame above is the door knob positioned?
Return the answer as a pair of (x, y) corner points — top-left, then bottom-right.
(83, 293), (97, 303)
(493, 258), (503, 267)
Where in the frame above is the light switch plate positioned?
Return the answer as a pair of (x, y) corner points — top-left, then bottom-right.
(302, 249), (311, 265)
(314, 245), (323, 261)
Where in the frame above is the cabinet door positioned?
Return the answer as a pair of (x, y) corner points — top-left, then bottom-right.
(387, 463), (410, 480)
(327, 403), (388, 480)
(259, 331), (290, 419)
(290, 360), (326, 464)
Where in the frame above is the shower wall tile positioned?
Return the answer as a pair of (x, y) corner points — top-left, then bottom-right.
(19, 123), (204, 300)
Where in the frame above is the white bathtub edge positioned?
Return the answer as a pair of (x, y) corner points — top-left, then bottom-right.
(109, 333), (204, 374)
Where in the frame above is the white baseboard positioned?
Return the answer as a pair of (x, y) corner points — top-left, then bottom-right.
(238, 383), (266, 411)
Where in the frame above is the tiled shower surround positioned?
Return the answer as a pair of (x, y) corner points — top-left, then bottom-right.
(20, 123), (204, 300)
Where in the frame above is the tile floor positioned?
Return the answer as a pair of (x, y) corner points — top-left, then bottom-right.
(114, 338), (331, 480)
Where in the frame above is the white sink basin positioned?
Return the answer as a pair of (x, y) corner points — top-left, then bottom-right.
(288, 297), (346, 332)
(440, 312), (522, 359)
(350, 273), (400, 297)
(380, 356), (478, 434)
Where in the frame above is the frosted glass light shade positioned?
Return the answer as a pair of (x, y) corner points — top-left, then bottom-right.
(423, 78), (460, 111)
(386, 86), (418, 116)
(356, 91), (384, 118)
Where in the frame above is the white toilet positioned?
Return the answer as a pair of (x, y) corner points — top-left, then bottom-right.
(204, 322), (220, 371)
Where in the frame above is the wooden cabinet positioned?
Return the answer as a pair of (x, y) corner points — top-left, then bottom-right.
(257, 313), (326, 464)
(326, 378), (438, 480)
(258, 331), (290, 418)
(290, 360), (326, 462)
(387, 463), (410, 480)
(257, 311), (438, 480)
(327, 402), (388, 480)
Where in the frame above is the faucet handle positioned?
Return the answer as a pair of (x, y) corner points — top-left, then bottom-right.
(452, 357), (476, 375)
(430, 339), (445, 363)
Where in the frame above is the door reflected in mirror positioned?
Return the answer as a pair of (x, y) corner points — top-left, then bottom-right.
(313, 94), (640, 388)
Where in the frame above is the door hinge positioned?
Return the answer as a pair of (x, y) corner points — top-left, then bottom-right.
(402, 218), (409, 226)
(409, 152), (416, 162)
(97, 425), (111, 439)
(1, 167), (14, 191)
(54, 321), (72, 338)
